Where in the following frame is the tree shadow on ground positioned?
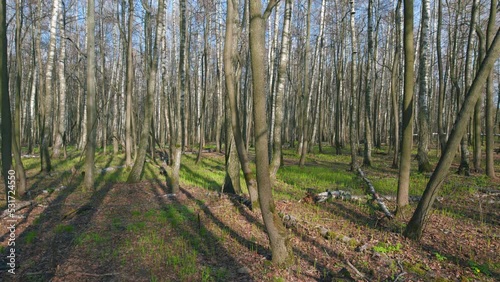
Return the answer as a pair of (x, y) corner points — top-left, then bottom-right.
(0, 157), (125, 281)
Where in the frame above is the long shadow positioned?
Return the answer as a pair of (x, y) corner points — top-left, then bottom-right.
(179, 187), (271, 259)
(149, 183), (254, 280)
(0, 160), (123, 281)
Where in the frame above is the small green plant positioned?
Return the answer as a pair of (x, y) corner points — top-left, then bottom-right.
(54, 224), (74, 234)
(373, 242), (402, 253)
(468, 260), (491, 276)
(24, 231), (37, 244)
(435, 252), (447, 262)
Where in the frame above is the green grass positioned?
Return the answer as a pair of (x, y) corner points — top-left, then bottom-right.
(54, 224), (74, 234)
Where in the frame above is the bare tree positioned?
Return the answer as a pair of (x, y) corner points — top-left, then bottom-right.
(41, 0), (60, 173)
(224, 0), (258, 206)
(125, 0), (134, 166)
(397, 0), (415, 211)
(485, 0), (497, 179)
(1, 0), (12, 202)
(171, 0), (187, 193)
(53, 1), (67, 159)
(417, 0), (432, 172)
(270, 0), (292, 182)
(249, 0), (293, 266)
(12, 0), (26, 194)
(363, 0), (374, 166)
(404, 28), (500, 240)
(349, 0), (359, 171)
(84, 0), (97, 190)
(128, 0), (164, 182)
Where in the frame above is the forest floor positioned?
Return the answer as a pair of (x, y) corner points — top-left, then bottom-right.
(0, 146), (499, 281)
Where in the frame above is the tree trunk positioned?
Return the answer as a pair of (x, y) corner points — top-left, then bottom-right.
(363, 0), (374, 167)
(270, 0), (292, 182)
(299, 0), (313, 167)
(53, 2), (67, 159)
(41, 0), (59, 173)
(128, 0), (164, 183)
(417, 0), (432, 173)
(125, 0), (134, 166)
(485, 0), (497, 179)
(224, 0), (258, 207)
(390, 0), (402, 169)
(1, 0), (13, 203)
(84, 0), (96, 190)
(12, 0), (26, 195)
(172, 0), (187, 193)
(436, 0), (446, 153)
(349, 0), (358, 171)
(249, 0), (293, 266)
(404, 28), (500, 241)
(396, 0), (414, 211)
(223, 87), (241, 195)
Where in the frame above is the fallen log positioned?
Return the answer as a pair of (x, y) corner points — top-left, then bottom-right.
(357, 168), (394, 219)
(1, 201), (33, 218)
(312, 190), (365, 203)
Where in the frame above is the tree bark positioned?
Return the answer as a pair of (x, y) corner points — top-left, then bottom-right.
(363, 0), (374, 167)
(224, 0), (258, 207)
(390, 0), (402, 169)
(172, 0), (187, 193)
(84, 0), (97, 190)
(397, 0), (414, 211)
(249, 0), (293, 266)
(12, 0), (26, 194)
(270, 0), (292, 182)
(417, 0), (432, 173)
(1, 0), (13, 203)
(41, 0), (60, 173)
(53, 1), (67, 159)
(404, 28), (500, 241)
(349, 0), (358, 171)
(125, 0), (134, 166)
(128, 0), (164, 183)
(485, 0), (497, 179)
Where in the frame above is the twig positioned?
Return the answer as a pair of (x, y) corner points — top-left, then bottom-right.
(75, 272), (119, 277)
(346, 260), (368, 281)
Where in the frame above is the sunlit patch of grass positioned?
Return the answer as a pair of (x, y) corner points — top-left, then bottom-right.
(278, 165), (355, 192)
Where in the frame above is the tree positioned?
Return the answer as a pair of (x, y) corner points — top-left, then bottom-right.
(13, 0), (26, 194)
(390, 0), (402, 168)
(249, 0), (293, 266)
(41, 0), (60, 173)
(224, 0), (258, 206)
(298, 0), (312, 167)
(84, 0), (97, 190)
(485, 0), (497, 179)
(125, 0), (134, 167)
(270, 0), (292, 182)
(396, 0), (414, 211)
(0, 0), (12, 202)
(404, 28), (500, 240)
(171, 0), (187, 193)
(128, 0), (164, 183)
(349, 0), (358, 171)
(416, 0), (432, 173)
(53, 1), (67, 159)
(363, 0), (374, 167)
(436, 0), (446, 153)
